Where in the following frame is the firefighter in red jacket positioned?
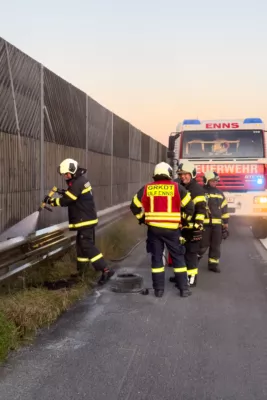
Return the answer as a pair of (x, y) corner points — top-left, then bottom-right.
(130, 162), (194, 298)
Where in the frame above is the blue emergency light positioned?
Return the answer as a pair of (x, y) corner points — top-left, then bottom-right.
(183, 119), (201, 125)
(257, 178), (263, 185)
(243, 118), (263, 124)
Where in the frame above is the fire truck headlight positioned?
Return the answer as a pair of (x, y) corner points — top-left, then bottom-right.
(254, 196), (267, 204)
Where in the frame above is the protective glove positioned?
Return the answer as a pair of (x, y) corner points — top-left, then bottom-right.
(191, 223), (204, 242)
(222, 226), (229, 240)
(191, 230), (203, 242)
(179, 236), (186, 245)
(138, 215), (145, 225)
(44, 197), (56, 206)
(57, 188), (66, 195)
(43, 195), (51, 204)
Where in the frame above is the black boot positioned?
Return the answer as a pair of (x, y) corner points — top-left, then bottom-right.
(180, 288), (192, 298)
(169, 276), (176, 283)
(98, 268), (115, 285)
(208, 265), (221, 273)
(154, 289), (164, 298)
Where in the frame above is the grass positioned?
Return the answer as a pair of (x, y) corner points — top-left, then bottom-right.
(0, 212), (146, 362)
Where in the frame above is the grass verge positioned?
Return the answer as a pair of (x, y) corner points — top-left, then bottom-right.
(0, 212), (146, 362)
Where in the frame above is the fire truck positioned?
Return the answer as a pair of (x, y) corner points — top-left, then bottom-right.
(167, 117), (267, 239)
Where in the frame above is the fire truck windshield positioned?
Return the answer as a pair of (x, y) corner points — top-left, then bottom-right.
(182, 129), (264, 159)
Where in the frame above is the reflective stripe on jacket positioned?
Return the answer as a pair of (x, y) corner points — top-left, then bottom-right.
(203, 185), (229, 225)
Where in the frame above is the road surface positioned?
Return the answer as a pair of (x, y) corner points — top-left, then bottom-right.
(1, 222), (267, 399)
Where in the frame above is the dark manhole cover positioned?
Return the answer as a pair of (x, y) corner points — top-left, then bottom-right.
(110, 272), (144, 293)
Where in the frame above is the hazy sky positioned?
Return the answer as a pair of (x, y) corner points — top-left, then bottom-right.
(1, 0), (267, 146)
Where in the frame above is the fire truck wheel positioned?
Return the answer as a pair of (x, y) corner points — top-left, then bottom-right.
(251, 218), (267, 239)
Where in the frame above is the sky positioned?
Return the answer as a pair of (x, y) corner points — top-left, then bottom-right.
(1, 0), (267, 146)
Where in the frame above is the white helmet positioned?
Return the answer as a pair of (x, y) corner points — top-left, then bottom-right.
(57, 158), (78, 175)
(153, 162), (172, 179)
(203, 170), (220, 184)
(177, 161), (196, 179)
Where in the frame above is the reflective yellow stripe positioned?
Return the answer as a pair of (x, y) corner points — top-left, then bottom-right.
(77, 257), (90, 262)
(136, 211), (144, 219)
(65, 190), (77, 200)
(182, 212), (192, 221)
(221, 213), (229, 219)
(193, 196), (206, 204)
(187, 268), (198, 276)
(173, 267), (187, 273)
(167, 195), (172, 213)
(133, 195), (142, 208)
(195, 214), (205, 221)
(146, 216), (180, 221)
(55, 197), (60, 206)
(209, 258), (219, 264)
(91, 253), (103, 263)
(181, 192), (191, 207)
(208, 194), (223, 199)
(147, 222), (179, 229)
(146, 212), (180, 216)
(221, 199), (227, 208)
(204, 218), (222, 224)
(152, 267), (165, 273)
(82, 186), (92, 194)
(150, 196), (154, 212)
(69, 219), (98, 228)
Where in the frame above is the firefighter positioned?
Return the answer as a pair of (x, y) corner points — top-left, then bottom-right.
(130, 161), (195, 298)
(169, 161), (207, 287)
(44, 158), (114, 284)
(198, 170), (229, 272)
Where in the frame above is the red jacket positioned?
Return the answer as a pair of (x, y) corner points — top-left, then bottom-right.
(140, 180), (181, 229)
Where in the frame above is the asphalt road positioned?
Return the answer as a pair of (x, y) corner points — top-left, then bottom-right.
(1, 222), (267, 400)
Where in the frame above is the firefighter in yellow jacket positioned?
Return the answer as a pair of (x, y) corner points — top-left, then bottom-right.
(130, 162), (195, 298)
(198, 170), (229, 272)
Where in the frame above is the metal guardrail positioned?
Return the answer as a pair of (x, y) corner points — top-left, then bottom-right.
(0, 202), (130, 282)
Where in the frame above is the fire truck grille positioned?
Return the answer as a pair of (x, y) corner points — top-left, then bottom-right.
(216, 175), (244, 188)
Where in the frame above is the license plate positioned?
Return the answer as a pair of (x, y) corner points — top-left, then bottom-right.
(227, 197), (235, 203)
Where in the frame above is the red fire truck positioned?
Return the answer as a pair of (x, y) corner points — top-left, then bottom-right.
(167, 118), (267, 238)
